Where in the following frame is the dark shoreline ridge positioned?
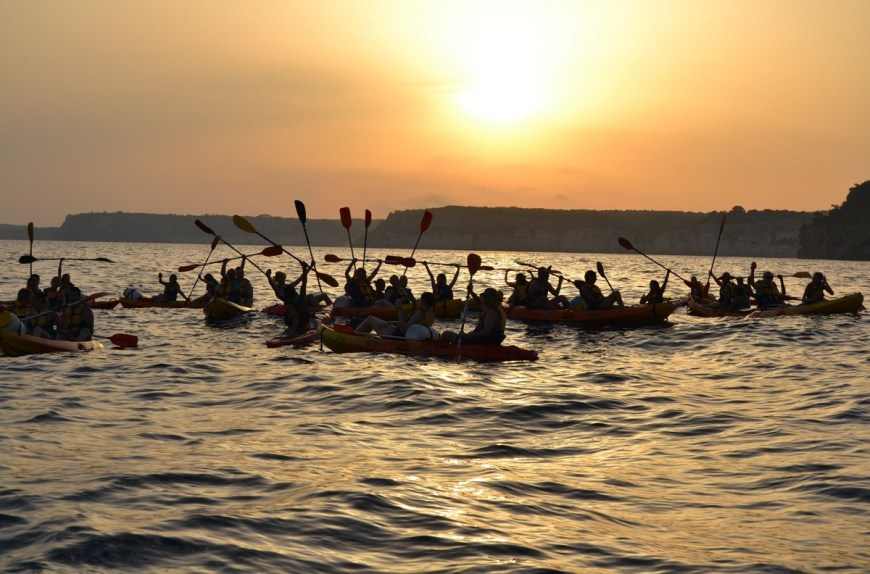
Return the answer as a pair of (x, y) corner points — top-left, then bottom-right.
(2, 182), (867, 259)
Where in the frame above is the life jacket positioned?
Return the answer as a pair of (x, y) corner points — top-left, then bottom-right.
(59, 304), (86, 332)
(803, 282), (825, 304)
(580, 283), (605, 309)
(718, 282), (734, 305)
(754, 280), (781, 306)
(509, 283), (529, 305)
(239, 278), (254, 305)
(163, 282), (180, 302)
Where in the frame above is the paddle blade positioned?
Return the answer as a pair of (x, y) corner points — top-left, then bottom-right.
(793, 271), (812, 279)
(467, 253), (482, 275)
(109, 333), (138, 348)
(233, 215), (256, 234)
(420, 210), (433, 232)
(210, 236), (220, 250)
(385, 255), (409, 266)
(262, 245), (284, 257)
(177, 263), (200, 272)
(324, 254), (342, 263)
(195, 219), (216, 236)
(318, 272), (340, 288)
(27, 222), (34, 242)
(340, 207), (352, 229)
(596, 261), (607, 277)
(365, 209), (372, 228)
(18, 255), (37, 264)
(294, 200), (307, 224)
(95, 257), (114, 263)
(618, 237), (634, 251)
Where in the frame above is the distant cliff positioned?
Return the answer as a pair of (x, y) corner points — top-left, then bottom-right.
(0, 208), (822, 257)
(368, 206), (814, 257)
(798, 181), (870, 260)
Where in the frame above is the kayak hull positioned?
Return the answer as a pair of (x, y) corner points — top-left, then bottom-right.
(332, 299), (466, 321)
(121, 298), (205, 309)
(687, 297), (753, 318)
(506, 301), (678, 326)
(320, 326), (537, 362)
(0, 331), (103, 357)
(91, 299), (120, 310)
(204, 298), (254, 322)
(750, 292), (864, 318)
(265, 328), (320, 348)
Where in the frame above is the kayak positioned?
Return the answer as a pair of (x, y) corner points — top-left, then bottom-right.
(120, 298), (206, 309)
(506, 301), (679, 326)
(265, 325), (320, 348)
(332, 299), (466, 321)
(687, 297), (753, 318)
(750, 292), (864, 318)
(91, 299), (119, 310)
(0, 331), (103, 357)
(320, 325), (538, 362)
(204, 298), (254, 322)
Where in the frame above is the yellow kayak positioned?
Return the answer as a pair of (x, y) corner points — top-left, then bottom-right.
(0, 331), (103, 357)
(204, 298), (254, 322)
(750, 293), (864, 318)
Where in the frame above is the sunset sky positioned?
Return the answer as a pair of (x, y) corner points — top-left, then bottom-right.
(3, 0), (869, 225)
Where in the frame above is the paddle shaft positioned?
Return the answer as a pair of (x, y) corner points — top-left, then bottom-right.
(706, 215), (727, 291)
(186, 243), (218, 301)
(345, 229), (357, 272)
(27, 223), (33, 277)
(627, 247), (688, 283)
(299, 220), (326, 297)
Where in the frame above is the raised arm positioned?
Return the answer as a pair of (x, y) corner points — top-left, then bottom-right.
(448, 265), (461, 289)
(345, 260), (354, 282)
(367, 260), (382, 282)
(423, 262), (436, 290)
(158, 273), (167, 286)
(748, 262), (757, 287)
(549, 275), (564, 296)
(504, 270), (515, 287)
(220, 259), (229, 278)
(661, 270), (671, 293)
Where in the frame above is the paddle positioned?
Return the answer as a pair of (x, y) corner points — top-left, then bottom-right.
(617, 237), (688, 282)
(402, 210), (433, 277)
(177, 245), (283, 272)
(340, 207), (357, 271)
(231, 215), (339, 287)
(515, 260), (564, 277)
(385, 255), (494, 271)
(93, 333), (138, 348)
(705, 214), (727, 293)
(294, 199), (326, 297)
(457, 253), (483, 357)
(362, 209), (372, 271)
(194, 219), (270, 280)
(19, 255), (114, 265)
(19, 292), (110, 321)
(323, 254), (382, 265)
(596, 262), (615, 294)
(27, 222), (34, 277)
(183, 236), (221, 300)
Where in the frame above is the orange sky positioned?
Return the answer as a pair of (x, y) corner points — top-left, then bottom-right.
(3, 0), (869, 225)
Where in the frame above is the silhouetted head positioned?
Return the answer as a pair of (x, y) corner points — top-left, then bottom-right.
(481, 287), (500, 309)
(690, 275), (699, 285)
(226, 268), (236, 280)
(420, 292), (435, 309)
(169, 274), (178, 283)
(16, 288), (30, 304)
(436, 273), (447, 285)
(584, 270), (597, 284)
(353, 268), (366, 282)
(374, 278), (386, 291)
(515, 274), (527, 285)
(27, 274), (40, 290)
(762, 271), (774, 282)
(61, 274), (71, 285)
(813, 272), (825, 283)
(399, 276), (408, 287)
(537, 267), (549, 280)
(721, 272), (733, 282)
(649, 279), (660, 290)
(274, 271), (286, 284)
(50, 276), (60, 288)
(389, 274), (400, 286)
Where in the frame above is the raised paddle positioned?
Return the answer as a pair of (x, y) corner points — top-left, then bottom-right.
(194, 219), (270, 279)
(93, 333), (139, 348)
(596, 261), (616, 294)
(184, 235), (221, 300)
(177, 245), (283, 272)
(457, 253), (483, 357)
(362, 209), (372, 271)
(27, 222), (34, 277)
(402, 210), (433, 277)
(294, 199), (326, 297)
(617, 237), (689, 282)
(515, 260), (564, 277)
(385, 255), (494, 271)
(231, 215), (339, 288)
(323, 254), (382, 265)
(339, 207), (357, 271)
(19, 255), (114, 265)
(19, 292), (110, 321)
(705, 214), (727, 293)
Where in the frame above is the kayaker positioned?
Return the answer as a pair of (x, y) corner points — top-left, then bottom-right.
(59, 273), (76, 302)
(44, 277), (64, 312)
(424, 262), (460, 303)
(731, 276), (753, 310)
(371, 278), (389, 305)
(710, 272), (735, 308)
(220, 261), (242, 304)
(399, 276), (415, 304)
(504, 272), (530, 306)
(155, 273), (188, 303)
(527, 267), (565, 309)
(802, 272), (834, 304)
(56, 288), (94, 341)
(385, 274), (413, 306)
(749, 263), (785, 309)
(269, 263), (312, 335)
(457, 287), (506, 345)
(26, 274), (44, 305)
(355, 292), (436, 339)
(237, 259), (254, 306)
(576, 270), (624, 310)
(198, 274), (221, 303)
(683, 275), (707, 301)
(640, 270), (670, 305)
(13, 288), (53, 338)
(344, 260), (381, 307)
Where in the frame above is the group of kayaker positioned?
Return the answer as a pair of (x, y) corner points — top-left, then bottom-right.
(706, 262), (836, 311)
(2, 273), (93, 341)
(503, 267), (627, 311)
